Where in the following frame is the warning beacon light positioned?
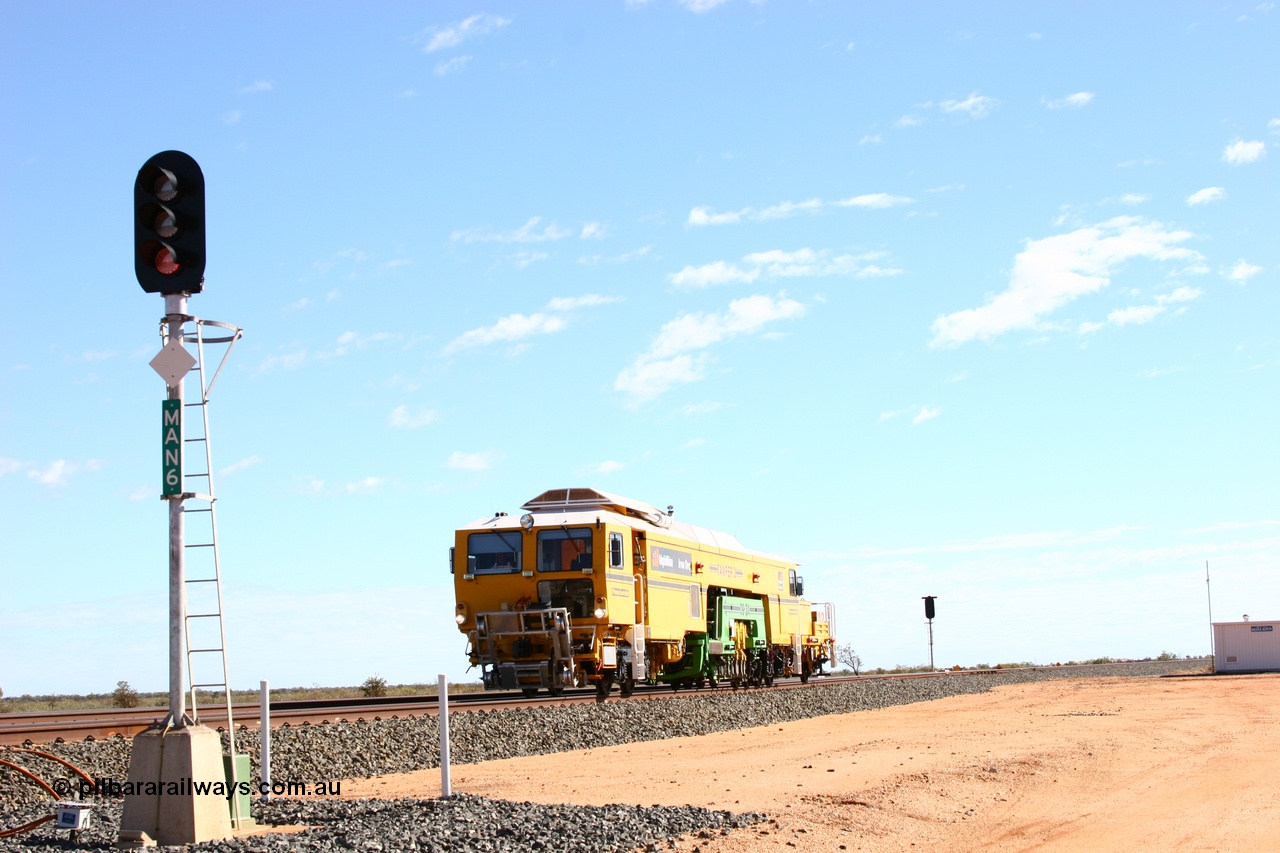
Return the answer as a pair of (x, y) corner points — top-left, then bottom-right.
(134, 150), (206, 294)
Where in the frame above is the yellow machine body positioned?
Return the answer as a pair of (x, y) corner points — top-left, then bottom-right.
(451, 488), (836, 696)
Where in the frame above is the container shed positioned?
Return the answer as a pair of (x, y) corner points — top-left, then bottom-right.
(1213, 620), (1280, 673)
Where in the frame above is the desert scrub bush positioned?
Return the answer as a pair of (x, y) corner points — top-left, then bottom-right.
(360, 674), (388, 698)
(112, 680), (140, 708)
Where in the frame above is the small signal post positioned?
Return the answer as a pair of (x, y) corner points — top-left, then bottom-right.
(923, 595), (937, 671)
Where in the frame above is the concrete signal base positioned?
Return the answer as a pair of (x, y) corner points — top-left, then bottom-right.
(118, 724), (232, 846)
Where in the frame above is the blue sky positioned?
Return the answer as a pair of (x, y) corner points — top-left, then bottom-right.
(2, 2), (1277, 695)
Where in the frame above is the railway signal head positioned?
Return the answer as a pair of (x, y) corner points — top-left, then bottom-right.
(134, 150), (206, 294)
(923, 595), (937, 620)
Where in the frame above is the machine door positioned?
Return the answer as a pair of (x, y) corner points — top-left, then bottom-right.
(631, 530), (648, 680)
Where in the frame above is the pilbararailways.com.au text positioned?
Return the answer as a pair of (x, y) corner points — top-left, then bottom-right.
(58, 777), (341, 799)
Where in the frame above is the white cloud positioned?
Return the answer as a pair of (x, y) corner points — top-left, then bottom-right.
(1107, 304), (1166, 326)
(669, 260), (760, 288)
(388, 406), (438, 429)
(670, 248), (901, 289)
(435, 55), (472, 76)
(649, 294), (805, 356)
(313, 248), (370, 275)
(592, 460), (626, 475)
(422, 14), (510, 53)
(444, 313), (567, 354)
(1043, 91), (1094, 109)
(1164, 285), (1203, 303)
(1184, 519), (1280, 534)
(343, 476), (388, 495)
(446, 450), (500, 471)
(930, 217), (1201, 347)
(688, 207), (745, 226)
(614, 354), (707, 405)
(1186, 187), (1226, 206)
(544, 294), (623, 311)
(219, 455), (263, 476)
(1226, 260), (1263, 282)
(27, 459), (100, 487)
(1221, 139), (1266, 165)
(332, 331), (398, 356)
(676, 0), (730, 11)
(580, 222), (607, 239)
(687, 199), (819, 225)
(577, 246), (651, 266)
(688, 193), (911, 226)
(0, 458), (23, 477)
(1270, 118), (1280, 135)
(615, 294), (805, 405)
(835, 193), (913, 209)
(512, 250), (549, 269)
(451, 217), (572, 243)
(912, 406), (941, 425)
(859, 134), (882, 144)
(895, 115), (923, 128)
(1089, 286), (1203, 331)
(1117, 193), (1149, 205)
(221, 110), (242, 126)
(443, 295), (618, 355)
(238, 80), (273, 95)
(755, 199), (824, 221)
(939, 92), (998, 118)
(257, 349), (310, 373)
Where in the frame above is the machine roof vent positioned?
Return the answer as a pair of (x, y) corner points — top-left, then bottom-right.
(521, 487), (671, 527)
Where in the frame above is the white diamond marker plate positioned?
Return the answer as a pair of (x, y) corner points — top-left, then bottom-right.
(150, 340), (196, 385)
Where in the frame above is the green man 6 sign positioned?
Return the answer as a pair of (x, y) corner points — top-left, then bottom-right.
(162, 399), (182, 497)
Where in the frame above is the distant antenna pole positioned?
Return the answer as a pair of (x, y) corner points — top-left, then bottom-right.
(1205, 560), (1214, 660)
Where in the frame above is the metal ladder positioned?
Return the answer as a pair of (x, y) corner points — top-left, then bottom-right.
(165, 315), (247, 827)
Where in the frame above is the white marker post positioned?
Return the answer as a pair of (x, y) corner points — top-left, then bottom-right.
(260, 680), (271, 800)
(438, 674), (451, 798)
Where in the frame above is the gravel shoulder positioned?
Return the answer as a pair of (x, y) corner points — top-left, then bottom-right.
(343, 673), (1280, 852)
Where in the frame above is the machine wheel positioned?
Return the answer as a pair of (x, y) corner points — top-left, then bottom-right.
(547, 685), (564, 697)
(619, 678), (635, 698)
(522, 687), (540, 698)
(595, 677), (612, 704)
(800, 661), (811, 684)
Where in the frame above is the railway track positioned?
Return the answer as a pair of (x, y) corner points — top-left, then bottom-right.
(0, 663), (1195, 746)
(0, 682), (730, 746)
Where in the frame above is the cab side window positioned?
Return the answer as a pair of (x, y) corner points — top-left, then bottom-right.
(609, 532), (624, 568)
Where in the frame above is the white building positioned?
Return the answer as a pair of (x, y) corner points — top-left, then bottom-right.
(1213, 620), (1280, 673)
